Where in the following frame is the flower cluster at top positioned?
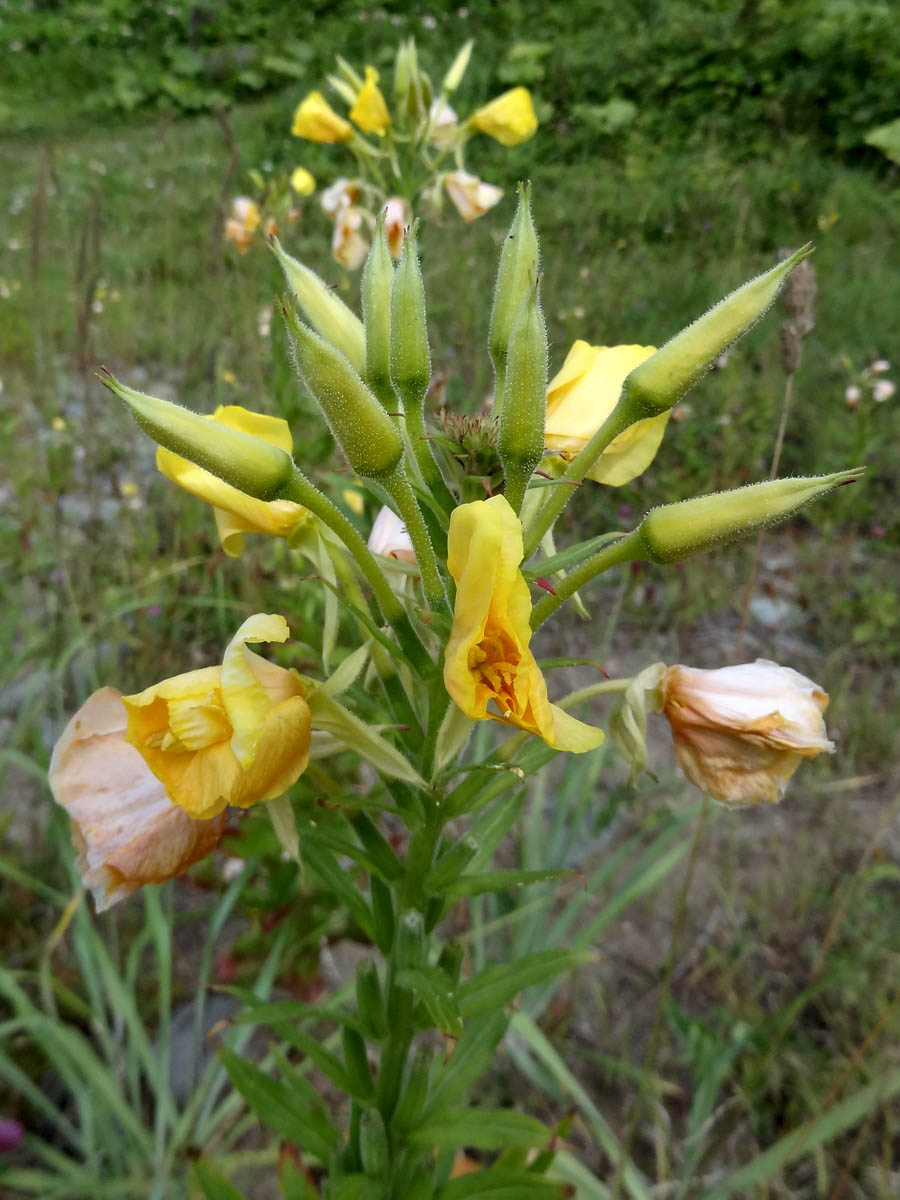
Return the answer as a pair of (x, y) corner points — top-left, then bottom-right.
(51, 186), (860, 911)
(225, 39), (538, 267)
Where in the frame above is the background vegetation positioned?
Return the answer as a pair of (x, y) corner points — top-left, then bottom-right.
(2, 1), (899, 1196)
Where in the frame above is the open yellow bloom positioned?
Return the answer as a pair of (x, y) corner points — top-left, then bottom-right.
(546, 341), (671, 486)
(49, 688), (227, 911)
(291, 91), (353, 143)
(662, 660), (833, 805)
(472, 87), (538, 146)
(124, 614), (311, 820)
(156, 405), (310, 557)
(290, 166), (316, 197)
(349, 66), (390, 136)
(444, 495), (604, 752)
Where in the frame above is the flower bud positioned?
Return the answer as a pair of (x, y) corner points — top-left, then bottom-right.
(349, 65), (390, 136)
(634, 467), (864, 563)
(359, 1109), (389, 1178)
(342, 1026), (375, 1100)
(442, 39), (474, 93)
(361, 211), (396, 407)
(356, 958), (387, 1040)
(100, 372), (294, 499)
(284, 308), (404, 480)
(490, 182), (540, 407)
(498, 278), (548, 511)
(269, 236), (365, 372)
(623, 245), (813, 415)
(390, 222), (431, 405)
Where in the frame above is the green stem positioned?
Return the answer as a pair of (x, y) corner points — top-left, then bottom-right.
(401, 390), (456, 517)
(530, 532), (642, 630)
(522, 398), (642, 559)
(382, 467), (449, 613)
(281, 469), (433, 674)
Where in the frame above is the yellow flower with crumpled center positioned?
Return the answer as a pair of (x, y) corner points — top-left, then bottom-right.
(472, 87), (538, 146)
(349, 66), (390, 136)
(156, 405), (310, 557)
(292, 91), (353, 143)
(443, 495), (603, 752)
(124, 613), (311, 820)
(545, 341), (671, 486)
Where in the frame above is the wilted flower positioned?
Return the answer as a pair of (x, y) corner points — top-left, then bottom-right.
(443, 495), (604, 751)
(224, 196), (261, 254)
(290, 166), (316, 197)
(443, 171), (504, 222)
(661, 660), (833, 805)
(349, 66), (390, 136)
(472, 87), (538, 146)
(844, 384), (861, 408)
(428, 99), (459, 147)
(873, 379), (895, 402)
(368, 505), (416, 563)
(156, 405), (311, 557)
(871, 359), (890, 374)
(123, 613), (311, 820)
(321, 177), (360, 217)
(382, 196), (412, 258)
(545, 341), (671, 485)
(292, 91), (353, 143)
(331, 204), (370, 270)
(49, 687), (227, 910)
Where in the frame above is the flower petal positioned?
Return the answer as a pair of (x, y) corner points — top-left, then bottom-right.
(220, 613), (297, 768)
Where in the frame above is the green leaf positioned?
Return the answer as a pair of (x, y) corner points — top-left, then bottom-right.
(225, 994), (366, 1035)
(522, 530), (627, 578)
(219, 1048), (339, 1163)
(410, 1108), (551, 1151)
(425, 1011), (509, 1117)
(192, 1160), (248, 1200)
(396, 966), (463, 1037)
(457, 950), (595, 1018)
(436, 1169), (563, 1199)
(307, 689), (426, 788)
(442, 869), (572, 897)
(302, 841), (375, 940)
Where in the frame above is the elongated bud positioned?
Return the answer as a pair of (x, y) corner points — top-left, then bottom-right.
(437, 939), (464, 986)
(498, 278), (548, 512)
(390, 222), (431, 406)
(623, 245), (814, 416)
(356, 958), (387, 1040)
(269, 237), (365, 372)
(284, 306), (404, 480)
(361, 211), (396, 408)
(634, 467), (864, 563)
(359, 1109), (389, 1179)
(370, 875), (394, 954)
(489, 181), (539, 411)
(442, 40), (473, 93)
(342, 1026), (375, 1100)
(391, 1043), (438, 1133)
(100, 372), (293, 498)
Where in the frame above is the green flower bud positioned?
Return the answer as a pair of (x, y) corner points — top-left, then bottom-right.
(359, 1109), (389, 1179)
(498, 276), (548, 513)
(99, 371), (293, 499)
(356, 958), (387, 1040)
(342, 1026), (375, 1100)
(361, 210), (396, 409)
(442, 40), (474, 93)
(284, 306), (404, 480)
(623, 245), (813, 415)
(390, 222), (431, 406)
(489, 181), (540, 411)
(634, 467), (864, 564)
(269, 236), (365, 372)
(391, 1043), (438, 1133)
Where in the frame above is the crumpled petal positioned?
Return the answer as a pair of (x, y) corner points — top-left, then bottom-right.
(472, 87), (538, 146)
(291, 91), (353, 143)
(156, 405), (309, 556)
(49, 688), (225, 911)
(444, 495), (604, 752)
(349, 66), (390, 136)
(443, 171), (504, 223)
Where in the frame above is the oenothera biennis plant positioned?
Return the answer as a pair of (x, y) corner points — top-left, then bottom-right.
(50, 185), (862, 1197)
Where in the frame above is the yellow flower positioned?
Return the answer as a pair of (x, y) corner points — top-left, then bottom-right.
(662, 660), (833, 805)
(49, 688), (227, 911)
(349, 66), (390, 136)
(545, 341), (671, 486)
(156, 405), (310, 557)
(443, 495), (604, 752)
(124, 614), (311, 820)
(290, 166), (316, 197)
(443, 171), (504, 223)
(472, 87), (538, 146)
(291, 91), (353, 143)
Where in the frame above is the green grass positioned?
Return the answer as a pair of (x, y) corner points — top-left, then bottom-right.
(3, 29), (900, 1198)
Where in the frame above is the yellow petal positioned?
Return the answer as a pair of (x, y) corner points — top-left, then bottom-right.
(585, 410), (671, 486)
(290, 166), (316, 196)
(473, 87), (538, 146)
(231, 696), (311, 808)
(349, 66), (390, 136)
(220, 613), (295, 769)
(291, 91), (353, 143)
(49, 688), (225, 909)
